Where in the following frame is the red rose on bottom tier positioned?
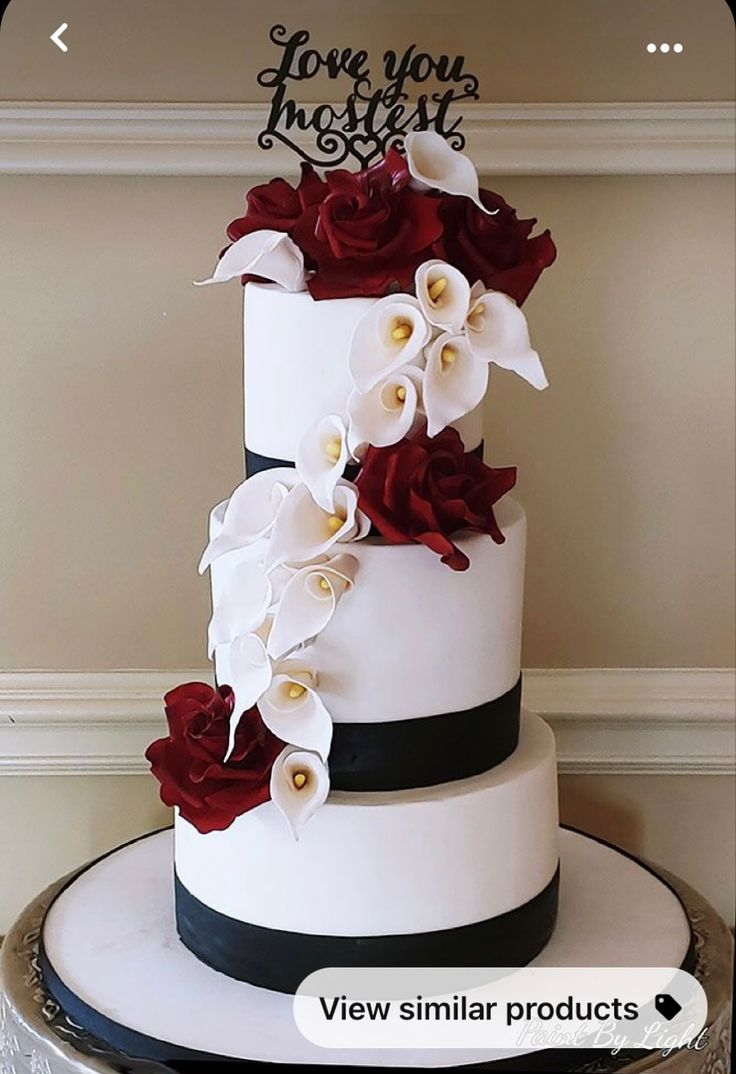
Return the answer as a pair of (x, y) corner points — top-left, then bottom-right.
(355, 426), (517, 571)
(146, 682), (284, 834)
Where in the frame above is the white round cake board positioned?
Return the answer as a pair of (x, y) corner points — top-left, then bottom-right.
(41, 828), (691, 1068)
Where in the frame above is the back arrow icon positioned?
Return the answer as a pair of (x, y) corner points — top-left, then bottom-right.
(50, 23), (68, 52)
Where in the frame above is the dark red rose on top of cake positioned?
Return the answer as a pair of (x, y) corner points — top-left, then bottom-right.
(218, 138), (554, 302)
(291, 148), (444, 300)
(355, 426), (517, 571)
(146, 682), (284, 834)
(433, 189), (557, 306)
(226, 163), (328, 242)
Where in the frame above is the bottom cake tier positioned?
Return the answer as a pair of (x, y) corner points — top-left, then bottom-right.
(174, 711), (560, 991)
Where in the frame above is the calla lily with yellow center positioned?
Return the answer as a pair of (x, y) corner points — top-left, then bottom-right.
(295, 414), (349, 512)
(264, 480), (370, 570)
(423, 332), (489, 438)
(346, 366), (424, 459)
(270, 745), (330, 840)
(267, 553), (358, 660)
(465, 283), (548, 390)
(348, 295), (430, 393)
(415, 259), (471, 333)
(258, 663), (332, 763)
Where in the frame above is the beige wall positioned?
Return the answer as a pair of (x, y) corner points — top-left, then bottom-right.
(0, 0), (734, 940)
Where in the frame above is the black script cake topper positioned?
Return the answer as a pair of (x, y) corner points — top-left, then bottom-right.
(256, 24), (480, 170)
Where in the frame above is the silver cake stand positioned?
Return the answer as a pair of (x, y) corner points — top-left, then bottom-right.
(0, 828), (732, 1074)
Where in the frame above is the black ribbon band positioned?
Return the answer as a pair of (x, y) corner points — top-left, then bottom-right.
(329, 676), (521, 791)
(245, 439), (485, 478)
(175, 866), (560, 995)
(245, 446), (306, 476)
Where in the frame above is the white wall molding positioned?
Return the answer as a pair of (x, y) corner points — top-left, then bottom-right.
(523, 668), (735, 775)
(0, 668), (733, 777)
(0, 101), (733, 176)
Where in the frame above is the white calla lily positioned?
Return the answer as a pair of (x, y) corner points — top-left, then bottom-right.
(259, 663), (332, 762)
(415, 260), (471, 332)
(206, 559), (272, 657)
(266, 562), (298, 608)
(194, 230), (307, 291)
(267, 553), (357, 660)
(270, 746), (330, 839)
(404, 131), (497, 214)
(295, 414), (349, 512)
(423, 332), (489, 438)
(348, 295), (430, 393)
(465, 289), (548, 390)
(215, 631), (273, 760)
(346, 367), (424, 458)
(264, 480), (369, 570)
(198, 467), (297, 574)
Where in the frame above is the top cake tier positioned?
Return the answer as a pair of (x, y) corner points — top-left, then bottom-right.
(243, 283), (483, 465)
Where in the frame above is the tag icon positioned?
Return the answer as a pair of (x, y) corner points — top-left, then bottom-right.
(655, 994), (682, 1021)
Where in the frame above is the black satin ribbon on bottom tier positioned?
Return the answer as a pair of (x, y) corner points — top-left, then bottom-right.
(330, 676), (521, 791)
(174, 866), (560, 995)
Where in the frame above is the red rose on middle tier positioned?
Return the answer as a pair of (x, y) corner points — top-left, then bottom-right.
(355, 426), (517, 571)
(291, 149), (444, 300)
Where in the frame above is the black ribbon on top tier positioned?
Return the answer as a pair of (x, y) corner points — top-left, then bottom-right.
(330, 676), (521, 791)
(245, 439), (485, 478)
(175, 865), (559, 995)
(246, 446), (309, 476)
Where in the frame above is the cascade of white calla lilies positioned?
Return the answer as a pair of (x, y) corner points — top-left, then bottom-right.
(195, 133), (548, 838)
(198, 456), (366, 838)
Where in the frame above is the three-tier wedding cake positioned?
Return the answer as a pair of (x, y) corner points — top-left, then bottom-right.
(147, 130), (559, 994)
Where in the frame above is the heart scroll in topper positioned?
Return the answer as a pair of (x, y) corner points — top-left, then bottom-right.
(256, 24), (480, 170)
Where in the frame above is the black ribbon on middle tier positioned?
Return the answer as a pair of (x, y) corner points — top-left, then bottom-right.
(329, 676), (521, 791)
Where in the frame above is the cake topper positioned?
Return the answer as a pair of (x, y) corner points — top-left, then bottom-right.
(256, 24), (480, 170)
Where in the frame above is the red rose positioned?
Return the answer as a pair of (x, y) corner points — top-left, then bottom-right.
(291, 148), (443, 300)
(226, 163), (327, 243)
(146, 682), (284, 834)
(434, 189), (556, 305)
(355, 426), (516, 571)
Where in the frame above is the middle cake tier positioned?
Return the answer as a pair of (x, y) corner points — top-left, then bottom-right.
(210, 495), (526, 789)
(211, 496), (525, 724)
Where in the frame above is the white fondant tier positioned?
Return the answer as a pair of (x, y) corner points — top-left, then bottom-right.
(211, 495), (525, 724)
(243, 283), (483, 461)
(174, 711), (558, 937)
